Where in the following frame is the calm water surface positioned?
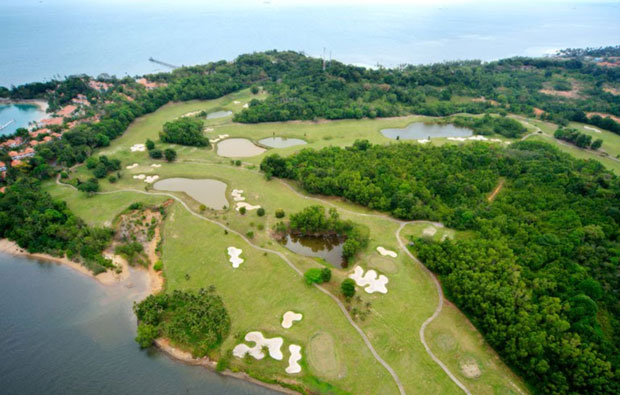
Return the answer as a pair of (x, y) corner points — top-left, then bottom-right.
(153, 178), (229, 209)
(217, 138), (266, 158)
(207, 110), (233, 119)
(0, 253), (277, 394)
(381, 122), (472, 140)
(280, 234), (346, 268)
(0, 104), (46, 136)
(259, 137), (307, 148)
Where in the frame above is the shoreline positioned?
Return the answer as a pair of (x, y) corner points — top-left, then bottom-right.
(0, 98), (49, 113)
(0, 238), (296, 394)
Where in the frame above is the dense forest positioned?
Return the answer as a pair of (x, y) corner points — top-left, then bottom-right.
(133, 288), (230, 357)
(261, 140), (620, 393)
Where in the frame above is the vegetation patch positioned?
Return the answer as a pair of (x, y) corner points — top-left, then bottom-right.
(134, 288), (230, 357)
(160, 117), (209, 147)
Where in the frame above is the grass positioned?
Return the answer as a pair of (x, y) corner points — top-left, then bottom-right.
(43, 94), (537, 394)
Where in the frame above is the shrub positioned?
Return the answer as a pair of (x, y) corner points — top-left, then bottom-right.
(320, 267), (332, 282)
(275, 208), (285, 218)
(153, 260), (163, 271)
(164, 148), (177, 162)
(341, 279), (356, 297)
(246, 230), (254, 238)
(304, 268), (324, 285)
(108, 175), (117, 183)
(160, 117), (208, 146)
(145, 139), (155, 150)
(149, 148), (163, 159)
(235, 160), (242, 166)
(60, 171), (68, 179)
(257, 207), (265, 217)
(199, 204), (206, 212)
(250, 85), (260, 94)
(239, 206), (246, 215)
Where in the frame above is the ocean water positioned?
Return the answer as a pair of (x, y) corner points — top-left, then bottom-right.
(0, 253), (277, 395)
(0, 103), (46, 136)
(1, 1), (619, 87)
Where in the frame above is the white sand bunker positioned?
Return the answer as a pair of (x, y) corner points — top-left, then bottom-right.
(423, 226), (437, 237)
(243, 103), (249, 108)
(133, 174), (146, 180)
(209, 134), (229, 144)
(281, 311), (303, 329)
(233, 100), (241, 104)
(286, 345), (302, 374)
(349, 266), (389, 294)
(584, 126), (601, 133)
(231, 189), (245, 202)
(236, 202), (261, 211)
(205, 127), (214, 132)
(447, 135), (506, 144)
(126, 163), (138, 169)
(130, 144), (145, 152)
(144, 175), (159, 184)
(377, 246), (397, 258)
(417, 139), (431, 144)
(227, 247), (244, 268)
(150, 163), (161, 168)
(233, 331), (283, 360)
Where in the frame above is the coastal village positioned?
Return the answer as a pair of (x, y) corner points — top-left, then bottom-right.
(0, 77), (165, 187)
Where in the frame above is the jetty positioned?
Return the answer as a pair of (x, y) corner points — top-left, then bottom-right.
(149, 57), (179, 69)
(0, 119), (15, 131)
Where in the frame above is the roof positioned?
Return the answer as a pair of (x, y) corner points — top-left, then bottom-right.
(57, 105), (77, 117)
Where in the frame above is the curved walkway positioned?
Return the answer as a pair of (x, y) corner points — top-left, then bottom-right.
(57, 168), (470, 394)
(56, 178), (405, 395)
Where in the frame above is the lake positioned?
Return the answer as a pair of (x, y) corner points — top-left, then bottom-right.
(217, 138), (266, 158)
(1, 2), (619, 87)
(381, 122), (473, 140)
(0, 103), (46, 136)
(0, 253), (277, 394)
(259, 137), (307, 148)
(207, 110), (233, 120)
(280, 234), (346, 268)
(153, 178), (229, 209)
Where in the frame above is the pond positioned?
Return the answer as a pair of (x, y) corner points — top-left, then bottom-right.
(153, 178), (228, 210)
(280, 234), (347, 268)
(258, 137), (307, 148)
(216, 138), (266, 158)
(206, 110), (232, 119)
(0, 103), (47, 136)
(0, 253), (277, 395)
(381, 122), (472, 140)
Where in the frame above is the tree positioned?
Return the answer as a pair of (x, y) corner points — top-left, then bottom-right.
(149, 148), (162, 159)
(275, 209), (285, 218)
(250, 85), (259, 94)
(341, 279), (356, 297)
(320, 267), (332, 282)
(257, 207), (265, 217)
(239, 206), (246, 215)
(304, 268), (323, 285)
(164, 148), (177, 162)
(591, 139), (603, 150)
(135, 323), (158, 348)
(146, 139), (155, 150)
(160, 118), (208, 146)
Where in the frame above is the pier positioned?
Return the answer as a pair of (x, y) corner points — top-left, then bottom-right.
(149, 57), (179, 69)
(0, 119), (15, 131)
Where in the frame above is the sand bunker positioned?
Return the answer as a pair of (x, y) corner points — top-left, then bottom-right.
(151, 163), (162, 168)
(376, 246), (397, 258)
(417, 139), (431, 144)
(205, 127), (214, 132)
(231, 189), (246, 202)
(584, 126), (601, 133)
(144, 175), (159, 184)
(236, 202), (261, 211)
(133, 174), (146, 180)
(233, 100), (241, 104)
(130, 144), (146, 152)
(423, 226), (437, 237)
(460, 358), (482, 378)
(126, 163), (138, 169)
(349, 266), (389, 294)
(281, 311), (303, 329)
(233, 331), (283, 360)
(227, 247), (244, 268)
(447, 135), (505, 143)
(209, 134), (229, 144)
(243, 103), (249, 108)
(286, 345), (302, 374)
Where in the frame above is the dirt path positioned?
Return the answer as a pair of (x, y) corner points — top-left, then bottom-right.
(487, 178), (505, 202)
(56, 169), (470, 394)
